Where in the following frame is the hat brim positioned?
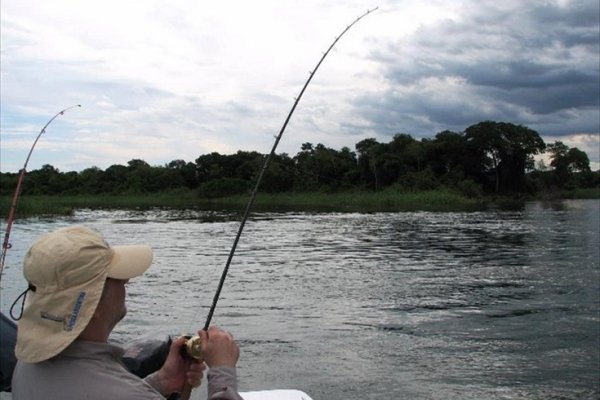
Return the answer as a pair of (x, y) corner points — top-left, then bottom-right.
(16, 244), (153, 362)
(107, 245), (153, 280)
(15, 272), (106, 363)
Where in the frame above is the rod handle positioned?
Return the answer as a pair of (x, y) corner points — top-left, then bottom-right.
(180, 383), (193, 400)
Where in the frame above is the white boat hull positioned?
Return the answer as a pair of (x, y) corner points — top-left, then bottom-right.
(240, 389), (314, 400)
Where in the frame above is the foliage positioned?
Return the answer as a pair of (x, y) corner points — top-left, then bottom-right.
(464, 121), (546, 193)
(546, 141), (593, 189)
(198, 178), (250, 198)
(0, 121), (596, 206)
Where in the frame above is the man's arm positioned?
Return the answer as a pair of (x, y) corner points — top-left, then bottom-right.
(201, 327), (243, 400)
(207, 366), (243, 400)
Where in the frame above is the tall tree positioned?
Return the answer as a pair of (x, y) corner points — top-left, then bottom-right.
(79, 166), (105, 194)
(547, 141), (591, 187)
(167, 160), (198, 189)
(355, 138), (382, 190)
(426, 131), (466, 176)
(465, 121), (545, 193)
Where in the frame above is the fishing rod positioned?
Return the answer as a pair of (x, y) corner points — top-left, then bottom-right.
(182, 5), (377, 364)
(203, 6), (377, 331)
(180, 8), (377, 399)
(0, 104), (81, 281)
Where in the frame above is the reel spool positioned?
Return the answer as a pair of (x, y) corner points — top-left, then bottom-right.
(183, 335), (203, 360)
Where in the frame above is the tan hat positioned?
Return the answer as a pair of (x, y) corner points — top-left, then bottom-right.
(15, 225), (153, 363)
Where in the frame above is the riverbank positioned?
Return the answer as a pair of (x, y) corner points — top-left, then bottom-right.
(1, 187), (598, 217)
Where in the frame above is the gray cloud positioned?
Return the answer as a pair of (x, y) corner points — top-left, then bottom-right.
(1, 0), (598, 171)
(358, 0), (600, 139)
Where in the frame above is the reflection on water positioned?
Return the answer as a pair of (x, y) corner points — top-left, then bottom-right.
(1, 200), (599, 400)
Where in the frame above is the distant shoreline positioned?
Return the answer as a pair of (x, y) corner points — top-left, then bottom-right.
(1, 188), (598, 218)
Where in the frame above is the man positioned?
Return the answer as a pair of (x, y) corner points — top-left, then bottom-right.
(11, 225), (243, 400)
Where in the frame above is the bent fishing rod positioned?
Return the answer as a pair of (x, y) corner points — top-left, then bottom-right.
(182, 7), (377, 364)
(0, 105), (81, 281)
(203, 7), (377, 331)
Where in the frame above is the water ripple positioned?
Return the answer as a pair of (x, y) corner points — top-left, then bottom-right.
(0, 201), (598, 399)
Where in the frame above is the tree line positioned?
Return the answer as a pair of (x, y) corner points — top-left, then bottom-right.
(1, 121), (597, 198)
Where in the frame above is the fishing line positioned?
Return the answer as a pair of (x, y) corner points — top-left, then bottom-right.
(199, 7), (378, 332)
(0, 105), (81, 281)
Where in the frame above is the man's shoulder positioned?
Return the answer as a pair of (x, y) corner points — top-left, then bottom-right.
(12, 351), (163, 400)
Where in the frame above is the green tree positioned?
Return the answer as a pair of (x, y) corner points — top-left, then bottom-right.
(293, 143), (357, 191)
(425, 131), (467, 178)
(125, 159), (154, 193)
(293, 143), (317, 190)
(167, 160), (198, 189)
(104, 164), (129, 193)
(0, 172), (19, 196)
(385, 134), (416, 183)
(355, 138), (382, 190)
(195, 152), (225, 184)
(465, 121), (545, 193)
(79, 166), (105, 194)
(25, 164), (61, 195)
(546, 141), (592, 188)
(262, 153), (295, 193)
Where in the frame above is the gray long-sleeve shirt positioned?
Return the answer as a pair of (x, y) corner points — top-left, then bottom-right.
(12, 340), (243, 400)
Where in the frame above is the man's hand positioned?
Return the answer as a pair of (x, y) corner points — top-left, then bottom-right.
(199, 326), (240, 368)
(154, 336), (206, 395)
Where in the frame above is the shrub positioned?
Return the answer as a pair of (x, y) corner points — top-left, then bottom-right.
(198, 178), (250, 198)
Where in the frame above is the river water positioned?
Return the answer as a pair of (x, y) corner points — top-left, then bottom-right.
(1, 199), (598, 400)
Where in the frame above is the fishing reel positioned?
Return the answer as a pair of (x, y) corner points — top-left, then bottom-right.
(182, 334), (203, 360)
(179, 335), (203, 400)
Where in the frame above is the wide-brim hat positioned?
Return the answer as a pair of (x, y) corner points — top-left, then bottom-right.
(15, 225), (153, 363)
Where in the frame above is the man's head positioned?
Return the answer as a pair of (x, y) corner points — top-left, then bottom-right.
(15, 225), (153, 363)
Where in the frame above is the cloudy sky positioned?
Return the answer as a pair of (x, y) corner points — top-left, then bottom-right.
(1, 0), (598, 173)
